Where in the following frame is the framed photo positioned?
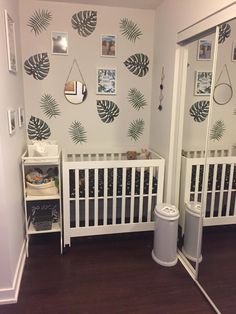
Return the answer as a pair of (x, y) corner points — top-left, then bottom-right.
(97, 68), (117, 95)
(197, 39), (212, 60)
(101, 35), (116, 57)
(232, 41), (236, 61)
(18, 107), (25, 127)
(4, 10), (17, 72)
(8, 109), (16, 135)
(51, 31), (68, 55)
(195, 71), (212, 95)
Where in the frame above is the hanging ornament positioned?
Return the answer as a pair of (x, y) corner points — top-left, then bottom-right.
(158, 66), (165, 111)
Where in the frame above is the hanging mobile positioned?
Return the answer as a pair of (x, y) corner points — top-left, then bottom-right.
(158, 66), (165, 111)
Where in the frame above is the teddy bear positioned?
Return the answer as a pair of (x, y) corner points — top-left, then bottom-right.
(126, 150), (137, 160)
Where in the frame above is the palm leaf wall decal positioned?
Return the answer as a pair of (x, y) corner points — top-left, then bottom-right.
(189, 100), (209, 122)
(210, 120), (225, 141)
(120, 18), (142, 42)
(28, 116), (51, 140)
(71, 11), (97, 37)
(124, 53), (149, 77)
(128, 118), (145, 141)
(69, 121), (87, 144)
(218, 23), (231, 44)
(40, 94), (60, 119)
(27, 9), (52, 35)
(24, 53), (50, 80)
(97, 100), (119, 123)
(128, 88), (147, 110)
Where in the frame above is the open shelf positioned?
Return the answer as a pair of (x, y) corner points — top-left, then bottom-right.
(28, 221), (61, 235)
(26, 194), (61, 201)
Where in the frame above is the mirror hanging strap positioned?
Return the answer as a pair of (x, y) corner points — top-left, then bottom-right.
(65, 58), (86, 85)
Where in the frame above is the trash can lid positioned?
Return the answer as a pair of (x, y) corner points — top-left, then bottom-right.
(155, 203), (179, 219)
(185, 201), (201, 215)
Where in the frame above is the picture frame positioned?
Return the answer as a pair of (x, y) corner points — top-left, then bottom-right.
(96, 68), (117, 95)
(8, 109), (16, 135)
(4, 10), (17, 73)
(195, 71), (212, 95)
(18, 107), (25, 127)
(101, 35), (116, 57)
(232, 41), (236, 61)
(197, 39), (212, 60)
(51, 31), (68, 55)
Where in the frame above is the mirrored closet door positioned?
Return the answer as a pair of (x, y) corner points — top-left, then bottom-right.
(198, 17), (236, 314)
(177, 27), (218, 278)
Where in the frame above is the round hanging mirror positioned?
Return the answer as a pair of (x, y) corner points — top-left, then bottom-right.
(213, 83), (233, 105)
(64, 80), (87, 104)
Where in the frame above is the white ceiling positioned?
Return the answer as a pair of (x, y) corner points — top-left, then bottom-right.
(38, 0), (164, 10)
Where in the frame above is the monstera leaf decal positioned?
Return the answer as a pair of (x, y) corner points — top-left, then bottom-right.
(24, 53), (50, 80)
(71, 11), (97, 37)
(97, 100), (119, 123)
(69, 121), (87, 144)
(128, 118), (144, 141)
(27, 9), (52, 35)
(40, 94), (60, 119)
(124, 53), (149, 77)
(210, 120), (225, 141)
(28, 116), (51, 140)
(189, 101), (209, 122)
(128, 88), (147, 110)
(218, 23), (231, 44)
(120, 18), (142, 42)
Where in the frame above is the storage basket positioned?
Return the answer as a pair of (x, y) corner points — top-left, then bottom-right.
(26, 180), (58, 196)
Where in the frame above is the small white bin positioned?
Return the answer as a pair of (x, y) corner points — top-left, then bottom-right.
(182, 201), (202, 263)
(152, 203), (179, 267)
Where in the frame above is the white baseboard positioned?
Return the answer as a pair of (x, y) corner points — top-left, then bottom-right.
(0, 240), (26, 305)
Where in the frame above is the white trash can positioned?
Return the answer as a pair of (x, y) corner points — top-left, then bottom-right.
(152, 203), (179, 267)
(182, 201), (202, 263)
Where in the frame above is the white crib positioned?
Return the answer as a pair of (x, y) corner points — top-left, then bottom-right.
(180, 148), (236, 227)
(62, 149), (165, 246)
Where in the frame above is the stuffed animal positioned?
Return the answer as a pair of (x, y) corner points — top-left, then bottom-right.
(140, 148), (151, 160)
(126, 151), (137, 160)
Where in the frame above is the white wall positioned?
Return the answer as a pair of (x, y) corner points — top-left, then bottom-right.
(20, 0), (155, 151)
(0, 0), (26, 303)
(150, 0), (236, 203)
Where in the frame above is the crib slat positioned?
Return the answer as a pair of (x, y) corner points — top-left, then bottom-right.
(121, 168), (126, 224)
(139, 168), (144, 223)
(202, 164), (209, 217)
(94, 168), (98, 226)
(209, 164), (218, 218)
(104, 168), (108, 225)
(147, 166), (153, 222)
(218, 163), (226, 217)
(113, 168), (117, 224)
(226, 164), (234, 217)
(75, 169), (80, 228)
(85, 169), (89, 227)
(130, 167), (136, 223)
(194, 165), (201, 202)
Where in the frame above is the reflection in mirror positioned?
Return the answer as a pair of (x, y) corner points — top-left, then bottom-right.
(64, 80), (87, 104)
(177, 29), (217, 277)
(213, 82), (233, 104)
(199, 17), (236, 313)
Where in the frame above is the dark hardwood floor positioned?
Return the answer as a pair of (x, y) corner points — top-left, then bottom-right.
(199, 225), (236, 314)
(1, 232), (214, 314)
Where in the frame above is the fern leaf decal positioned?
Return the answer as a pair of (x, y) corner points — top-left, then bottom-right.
(40, 94), (60, 119)
(69, 121), (87, 144)
(128, 88), (147, 110)
(71, 11), (97, 37)
(24, 53), (50, 80)
(128, 118), (145, 141)
(124, 53), (149, 77)
(97, 100), (119, 123)
(28, 116), (51, 140)
(120, 18), (142, 42)
(210, 120), (225, 141)
(27, 9), (52, 35)
(189, 101), (209, 122)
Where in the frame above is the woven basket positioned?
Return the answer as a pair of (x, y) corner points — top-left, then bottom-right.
(26, 180), (58, 196)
